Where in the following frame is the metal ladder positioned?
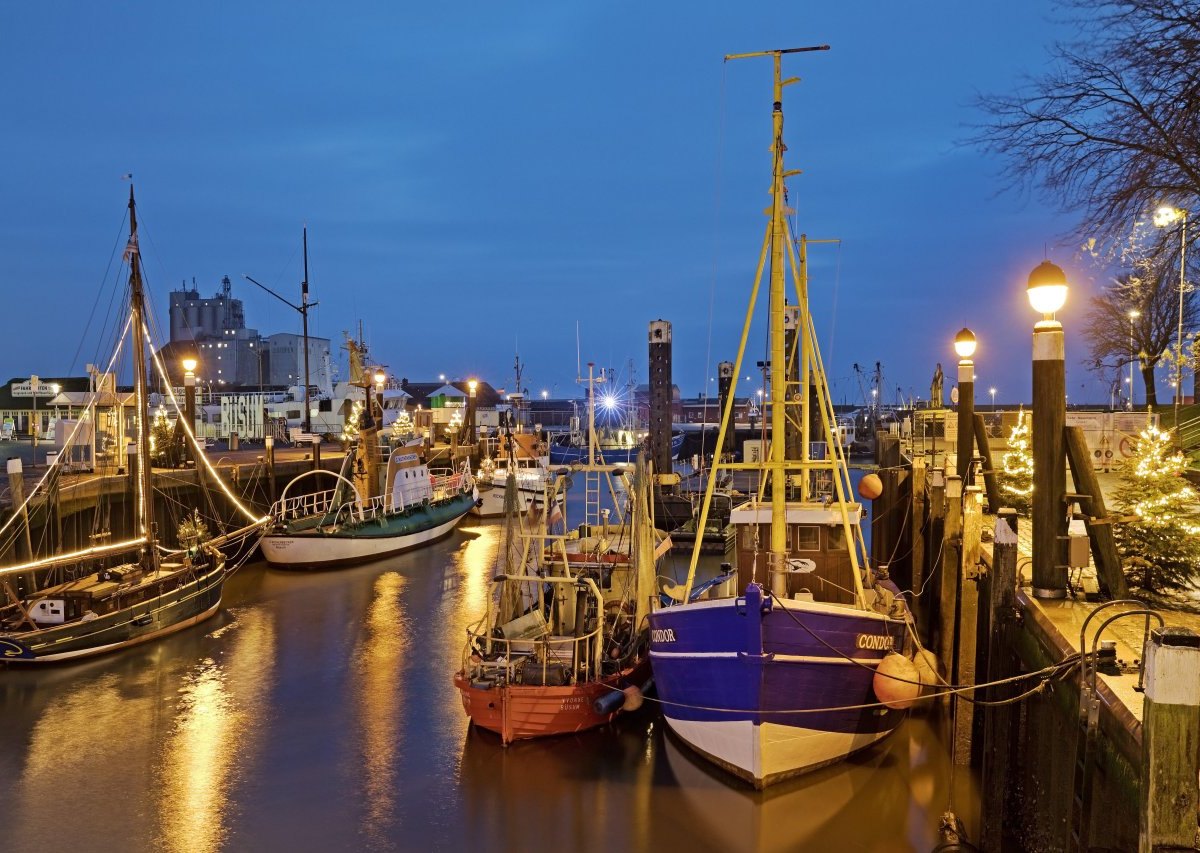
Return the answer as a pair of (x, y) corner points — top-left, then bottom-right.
(584, 469), (602, 530)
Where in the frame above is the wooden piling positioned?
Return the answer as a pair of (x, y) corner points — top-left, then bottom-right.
(1063, 426), (1128, 600)
(953, 485), (983, 765)
(265, 435), (276, 506)
(7, 458), (34, 593)
(910, 455), (927, 622)
(1031, 323), (1067, 597)
(924, 466), (946, 642)
(872, 432), (902, 580)
(47, 464), (62, 554)
(1138, 626), (1200, 852)
(311, 436), (322, 471)
(972, 413), (1002, 514)
(936, 474), (963, 681)
(980, 510), (1019, 852)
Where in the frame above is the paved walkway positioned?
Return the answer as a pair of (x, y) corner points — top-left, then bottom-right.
(980, 467), (1200, 725)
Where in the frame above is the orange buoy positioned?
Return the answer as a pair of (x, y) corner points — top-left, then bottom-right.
(913, 648), (940, 689)
(873, 652), (922, 709)
(621, 685), (644, 712)
(858, 473), (884, 500)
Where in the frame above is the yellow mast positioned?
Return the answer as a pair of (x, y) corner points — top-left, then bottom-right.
(681, 45), (829, 601)
(765, 51), (791, 596)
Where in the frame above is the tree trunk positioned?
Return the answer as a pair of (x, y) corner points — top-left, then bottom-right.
(1142, 362), (1159, 408)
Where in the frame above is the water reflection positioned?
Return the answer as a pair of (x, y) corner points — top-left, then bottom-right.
(455, 709), (974, 853)
(157, 608), (276, 853)
(0, 519), (978, 853)
(351, 571), (410, 849)
(12, 668), (160, 852)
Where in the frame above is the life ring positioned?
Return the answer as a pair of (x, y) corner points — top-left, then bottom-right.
(1118, 436), (1136, 458)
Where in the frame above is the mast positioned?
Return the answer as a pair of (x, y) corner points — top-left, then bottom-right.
(766, 50), (790, 593)
(127, 187), (158, 568)
(302, 226), (312, 434)
(680, 45), (829, 600)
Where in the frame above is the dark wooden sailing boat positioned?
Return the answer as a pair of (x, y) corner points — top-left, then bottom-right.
(0, 187), (265, 663)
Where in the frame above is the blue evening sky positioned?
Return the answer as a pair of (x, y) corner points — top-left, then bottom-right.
(0, 2), (1125, 406)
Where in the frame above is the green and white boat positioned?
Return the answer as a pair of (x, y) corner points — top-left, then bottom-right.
(262, 447), (476, 570)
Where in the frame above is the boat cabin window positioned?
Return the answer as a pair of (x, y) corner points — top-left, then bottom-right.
(793, 525), (819, 552)
(827, 525), (848, 551)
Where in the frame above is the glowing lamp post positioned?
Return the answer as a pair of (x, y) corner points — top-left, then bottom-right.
(373, 369), (386, 425)
(953, 328), (977, 482)
(466, 379), (478, 444)
(989, 386), (997, 411)
(183, 357), (198, 457)
(1154, 206), (1189, 423)
(1128, 309), (1140, 410)
(1028, 260), (1069, 599)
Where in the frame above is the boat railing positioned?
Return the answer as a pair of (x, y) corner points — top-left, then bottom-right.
(430, 467), (466, 499)
(462, 575), (606, 687)
(357, 494), (389, 519)
(273, 488), (339, 521)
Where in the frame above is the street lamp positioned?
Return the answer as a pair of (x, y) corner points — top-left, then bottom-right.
(1128, 309), (1140, 410)
(243, 242), (318, 434)
(1155, 205), (1189, 424)
(953, 327), (976, 482)
(182, 357), (198, 456)
(466, 378), (478, 443)
(1027, 260), (1069, 599)
(373, 369), (386, 423)
(989, 386), (997, 411)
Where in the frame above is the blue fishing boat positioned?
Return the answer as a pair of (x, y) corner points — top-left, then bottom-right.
(647, 47), (919, 788)
(548, 431), (683, 466)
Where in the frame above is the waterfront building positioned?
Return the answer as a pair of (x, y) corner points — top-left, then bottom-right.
(263, 332), (332, 393)
(168, 277), (331, 392)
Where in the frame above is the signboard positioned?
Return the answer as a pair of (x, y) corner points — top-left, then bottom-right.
(219, 393), (265, 439)
(12, 377), (58, 398)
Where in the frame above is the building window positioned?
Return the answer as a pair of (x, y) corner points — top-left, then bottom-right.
(794, 525), (819, 552)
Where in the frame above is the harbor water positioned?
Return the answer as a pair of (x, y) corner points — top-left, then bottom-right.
(0, 517), (978, 853)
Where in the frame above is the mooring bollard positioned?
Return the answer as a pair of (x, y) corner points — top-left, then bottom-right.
(1139, 626), (1200, 853)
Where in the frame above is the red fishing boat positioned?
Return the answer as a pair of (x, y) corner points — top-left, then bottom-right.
(454, 364), (663, 743)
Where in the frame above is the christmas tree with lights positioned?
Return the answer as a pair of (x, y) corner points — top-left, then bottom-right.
(390, 408), (413, 442)
(150, 406), (175, 467)
(1113, 423), (1200, 593)
(340, 400), (363, 445)
(999, 409), (1034, 515)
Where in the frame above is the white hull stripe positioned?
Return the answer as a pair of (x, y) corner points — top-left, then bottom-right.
(262, 512), (465, 567)
(650, 650), (882, 666)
